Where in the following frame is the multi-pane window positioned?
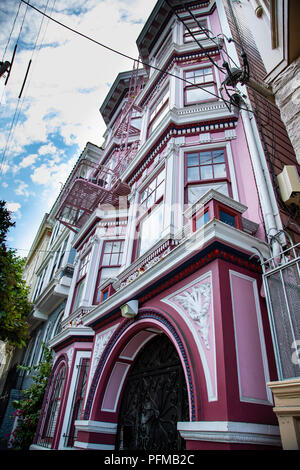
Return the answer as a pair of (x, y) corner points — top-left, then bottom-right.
(155, 30), (172, 65)
(136, 168), (165, 257)
(184, 66), (216, 103)
(183, 17), (208, 43)
(148, 86), (170, 135)
(33, 264), (48, 301)
(140, 169), (165, 212)
(39, 364), (67, 448)
(185, 149), (230, 204)
(94, 240), (124, 304)
(66, 358), (90, 448)
(72, 250), (91, 312)
(131, 108), (142, 131)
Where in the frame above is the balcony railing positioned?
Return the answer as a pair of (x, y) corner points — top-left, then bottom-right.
(55, 158), (131, 231)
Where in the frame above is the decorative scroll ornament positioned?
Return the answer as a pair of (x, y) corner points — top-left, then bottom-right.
(90, 327), (116, 379)
(173, 282), (211, 349)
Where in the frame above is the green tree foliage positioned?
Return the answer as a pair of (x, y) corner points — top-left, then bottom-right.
(11, 344), (53, 450)
(0, 200), (31, 347)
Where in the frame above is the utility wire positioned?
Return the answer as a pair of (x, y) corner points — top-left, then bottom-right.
(1, 0), (22, 62)
(0, 0), (54, 175)
(19, 0), (254, 114)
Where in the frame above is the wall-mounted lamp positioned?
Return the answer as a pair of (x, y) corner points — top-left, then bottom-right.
(121, 300), (139, 318)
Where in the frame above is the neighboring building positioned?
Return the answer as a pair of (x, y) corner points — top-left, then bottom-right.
(0, 214), (53, 447)
(4, 0), (299, 451)
(222, 0), (300, 450)
(232, 0), (300, 164)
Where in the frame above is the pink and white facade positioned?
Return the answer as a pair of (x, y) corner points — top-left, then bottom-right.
(29, 0), (300, 451)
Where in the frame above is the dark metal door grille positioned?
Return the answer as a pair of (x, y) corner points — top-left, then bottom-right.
(116, 335), (189, 451)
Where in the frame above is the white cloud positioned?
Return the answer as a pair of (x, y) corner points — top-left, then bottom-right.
(38, 143), (58, 155)
(18, 154), (39, 169)
(0, 0), (158, 247)
(6, 201), (22, 219)
(15, 180), (35, 198)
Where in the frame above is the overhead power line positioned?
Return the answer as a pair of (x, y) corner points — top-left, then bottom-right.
(18, 0), (254, 114)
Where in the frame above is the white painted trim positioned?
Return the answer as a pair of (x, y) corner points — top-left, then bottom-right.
(119, 331), (157, 361)
(29, 444), (52, 451)
(229, 270), (273, 405)
(177, 420), (281, 446)
(74, 441), (114, 450)
(74, 420), (118, 434)
(162, 271), (217, 402)
(48, 326), (94, 350)
(83, 219), (270, 328)
(101, 362), (130, 413)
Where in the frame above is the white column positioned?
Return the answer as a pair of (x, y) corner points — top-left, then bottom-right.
(161, 139), (181, 239)
(139, 107), (150, 145)
(63, 253), (80, 319)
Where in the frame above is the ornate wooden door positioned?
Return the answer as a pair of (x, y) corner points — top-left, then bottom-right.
(116, 334), (189, 451)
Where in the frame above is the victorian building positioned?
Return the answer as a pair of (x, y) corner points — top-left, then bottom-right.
(9, 0), (299, 451)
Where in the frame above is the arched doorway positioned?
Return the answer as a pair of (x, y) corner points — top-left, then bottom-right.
(116, 334), (189, 451)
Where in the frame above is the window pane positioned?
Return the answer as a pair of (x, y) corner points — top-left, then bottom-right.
(187, 182), (229, 204)
(104, 242), (112, 253)
(213, 150), (225, 163)
(214, 163), (226, 178)
(195, 211), (210, 230)
(102, 253), (111, 265)
(211, 182), (229, 196)
(157, 168), (165, 184)
(187, 153), (199, 166)
(186, 85), (215, 103)
(100, 267), (119, 283)
(200, 165), (213, 180)
(199, 152), (211, 165)
(187, 185), (210, 204)
(138, 204), (163, 256)
(73, 279), (85, 311)
(110, 253), (119, 265)
(187, 166), (199, 181)
(112, 241), (121, 253)
(156, 181), (164, 201)
(219, 210), (236, 227)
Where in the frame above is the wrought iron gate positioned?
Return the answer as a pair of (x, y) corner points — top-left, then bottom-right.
(116, 334), (189, 451)
(253, 233), (300, 380)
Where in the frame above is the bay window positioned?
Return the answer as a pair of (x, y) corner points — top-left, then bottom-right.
(136, 168), (165, 258)
(183, 17), (208, 43)
(94, 240), (124, 304)
(71, 250), (91, 312)
(148, 86), (170, 135)
(185, 149), (231, 204)
(184, 66), (217, 103)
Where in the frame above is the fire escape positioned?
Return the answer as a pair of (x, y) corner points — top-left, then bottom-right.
(55, 60), (144, 232)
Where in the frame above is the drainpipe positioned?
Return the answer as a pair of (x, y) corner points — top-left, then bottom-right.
(241, 107), (282, 258)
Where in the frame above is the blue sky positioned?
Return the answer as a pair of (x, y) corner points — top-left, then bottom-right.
(0, 0), (157, 256)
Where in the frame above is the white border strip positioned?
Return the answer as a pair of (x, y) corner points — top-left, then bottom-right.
(177, 421), (281, 446)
